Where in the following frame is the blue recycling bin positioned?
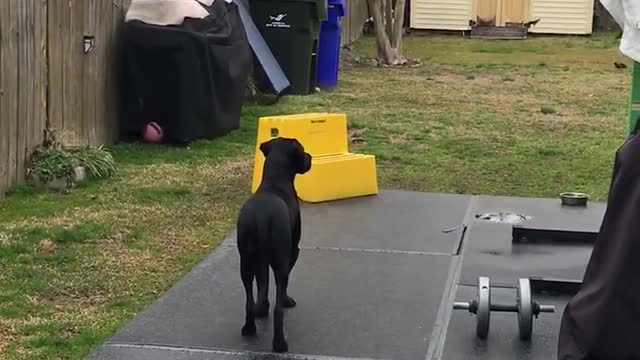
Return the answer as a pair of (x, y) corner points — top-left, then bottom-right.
(316, 0), (345, 88)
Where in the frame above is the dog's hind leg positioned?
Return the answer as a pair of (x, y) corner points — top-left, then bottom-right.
(254, 260), (270, 318)
(282, 218), (301, 309)
(289, 216), (302, 272)
(240, 256), (257, 337)
(272, 266), (290, 353)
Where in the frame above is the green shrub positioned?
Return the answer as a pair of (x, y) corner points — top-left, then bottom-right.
(68, 145), (117, 179)
(29, 147), (79, 185)
(28, 129), (117, 188)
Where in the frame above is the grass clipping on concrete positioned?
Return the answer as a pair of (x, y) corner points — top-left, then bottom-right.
(0, 33), (631, 359)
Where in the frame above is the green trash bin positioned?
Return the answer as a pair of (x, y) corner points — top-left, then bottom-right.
(250, 0), (327, 95)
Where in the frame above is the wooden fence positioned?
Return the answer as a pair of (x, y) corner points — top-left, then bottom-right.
(341, 0), (370, 45)
(0, 0), (367, 197)
(0, 0), (130, 196)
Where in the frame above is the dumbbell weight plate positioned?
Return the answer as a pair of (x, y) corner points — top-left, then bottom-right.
(476, 276), (491, 339)
(517, 278), (533, 340)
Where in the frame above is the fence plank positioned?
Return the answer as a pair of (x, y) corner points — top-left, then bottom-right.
(61, 0), (72, 142)
(0, 0), (8, 195)
(26, 0), (37, 171)
(48, 0), (64, 133)
(109, 0), (130, 143)
(341, 2), (351, 46)
(4, 0), (19, 189)
(350, 0), (369, 44)
(103, 0), (117, 144)
(101, 0), (115, 144)
(33, 0), (48, 150)
(69, 0), (84, 145)
(84, 0), (97, 145)
(90, 0), (100, 145)
(16, 0), (34, 181)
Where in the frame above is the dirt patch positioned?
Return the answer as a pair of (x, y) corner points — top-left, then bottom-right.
(0, 231), (9, 246)
(349, 128), (367, 145)
(40, 287), (110, 309)
(0, 320), (19, 354)
(388, 134), (409, 145)
(36, 239), (58, 255)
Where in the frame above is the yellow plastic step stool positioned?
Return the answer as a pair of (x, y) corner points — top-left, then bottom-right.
(251, 113), (378, 203)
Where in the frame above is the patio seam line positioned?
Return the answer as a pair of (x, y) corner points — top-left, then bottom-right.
(220, 244), (456, 257)
(425, 195), (478, 360)
(102, 343), (391, 360)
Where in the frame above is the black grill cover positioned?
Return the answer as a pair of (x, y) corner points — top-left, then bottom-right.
(120, 0), (252, 145)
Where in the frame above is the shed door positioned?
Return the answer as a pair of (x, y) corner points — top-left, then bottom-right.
(475, 0), (498, 26)
(474, 0), (530, 26)
(500, 0), (530, 25)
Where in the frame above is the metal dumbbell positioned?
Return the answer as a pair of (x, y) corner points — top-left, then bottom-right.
(453, 277), (555, 340)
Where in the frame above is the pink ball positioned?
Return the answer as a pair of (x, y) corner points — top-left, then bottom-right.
(143, 122), (164, 143)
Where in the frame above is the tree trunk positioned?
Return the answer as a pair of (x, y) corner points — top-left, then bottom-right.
(391, 0), (406, 49)
(385, 0), (393, 40)
(367, 0), (407, 65)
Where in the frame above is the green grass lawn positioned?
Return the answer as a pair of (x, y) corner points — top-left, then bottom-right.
(0, 33), (631, 359)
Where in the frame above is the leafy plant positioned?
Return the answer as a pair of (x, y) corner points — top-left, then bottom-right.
(28, 147), (78, 185)
(68, 145), (117, 179)
(27, 128), (117, 188)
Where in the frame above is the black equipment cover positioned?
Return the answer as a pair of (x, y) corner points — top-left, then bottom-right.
(120, 0), (251, 145)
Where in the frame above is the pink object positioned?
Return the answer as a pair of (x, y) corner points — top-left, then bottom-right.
(143, 122), (164, 143)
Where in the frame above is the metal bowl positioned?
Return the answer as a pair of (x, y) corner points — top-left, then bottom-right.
(560, 192), (589, 207)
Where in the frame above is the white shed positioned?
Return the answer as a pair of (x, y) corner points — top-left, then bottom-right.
(410, 0), (474, 31)
(528, 0), (595, 34)
(410, 0), (595, 35)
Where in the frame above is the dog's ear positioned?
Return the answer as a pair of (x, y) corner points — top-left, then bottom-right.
(289, 139), (312, 174)
(299, 152), (312, 174)
(260, 138), (276, 157)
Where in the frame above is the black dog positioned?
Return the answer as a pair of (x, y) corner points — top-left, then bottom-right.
(236, 137), (312, 353)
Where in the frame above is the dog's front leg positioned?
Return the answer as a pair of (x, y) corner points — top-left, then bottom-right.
(283, 250), (298, 309)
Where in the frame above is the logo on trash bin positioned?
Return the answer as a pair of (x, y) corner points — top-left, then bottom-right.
(267, 13), (290, 28)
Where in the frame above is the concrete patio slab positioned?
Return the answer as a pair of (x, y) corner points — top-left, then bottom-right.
(85, 191), (605, 360)
(300, 191), (471, 254)
(105, 245), (451, 359)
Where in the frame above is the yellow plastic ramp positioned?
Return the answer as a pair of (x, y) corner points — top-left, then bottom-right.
(251, 113), (378, 203)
